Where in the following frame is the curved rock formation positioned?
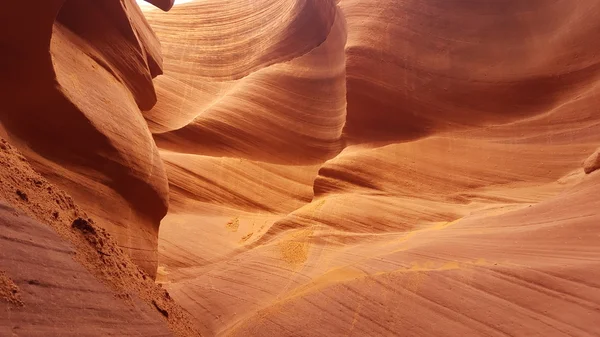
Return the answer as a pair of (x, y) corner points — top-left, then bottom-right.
(138, 0), (600, 336)
(0, 0), (170, 276)
(342, 0), (600, 143)
(229, 172), (600, 336)
(143, 0), (347, 164)
(3, 0), (600, 335)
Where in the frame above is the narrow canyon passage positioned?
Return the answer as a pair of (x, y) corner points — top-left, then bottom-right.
(1, 0), (600, 336)
(143, 1), (600, 335)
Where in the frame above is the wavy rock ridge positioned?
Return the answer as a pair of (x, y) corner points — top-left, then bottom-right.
(0, 0), (169, 276)
(140, 0), (600, 336)
(1, 0), (600, 336)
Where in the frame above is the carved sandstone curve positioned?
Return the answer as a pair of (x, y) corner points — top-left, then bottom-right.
(0, 0), (170, 276)
(144, 0), (347, 164)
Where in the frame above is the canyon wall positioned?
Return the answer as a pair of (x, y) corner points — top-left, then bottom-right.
(0, 0), (170, 276)
(1, 0), (599, 336)
(142, 0), (600, 335)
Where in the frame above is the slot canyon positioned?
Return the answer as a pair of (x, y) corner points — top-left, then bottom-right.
(1, 0), (600, 336)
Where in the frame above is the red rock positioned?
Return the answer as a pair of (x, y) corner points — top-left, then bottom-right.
(2, 0), (600, 336)
(584, 148), (600, 174)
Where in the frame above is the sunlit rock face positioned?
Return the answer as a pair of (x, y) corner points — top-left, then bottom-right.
(140, 0), (600, 336)
(2, 0), (599, 336)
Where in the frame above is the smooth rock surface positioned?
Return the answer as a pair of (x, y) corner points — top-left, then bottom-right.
(137, 1), (600, 336)
(2, 0), (600, 336)
(0, 0), (169, 276)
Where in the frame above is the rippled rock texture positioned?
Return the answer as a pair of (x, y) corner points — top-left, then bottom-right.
(2, 0), (600, 336)
(141, 0), (600, 336)
(0, 0), (170, 276)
